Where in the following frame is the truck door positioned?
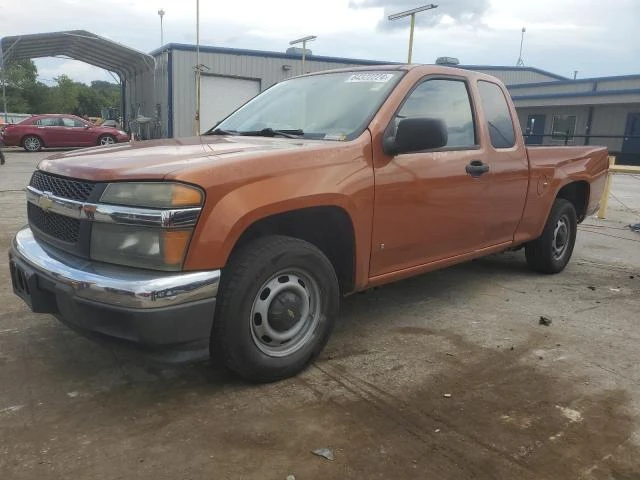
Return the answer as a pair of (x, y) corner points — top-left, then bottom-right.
(370, 77), (492, 277)
(475, 81), (529, 246)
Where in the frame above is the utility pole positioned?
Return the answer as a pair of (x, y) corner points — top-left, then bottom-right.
(195, 0), (201, 135)
(388, 4), (438, 64)
(158, 9), (165, 52)
(516, 27), (526, 67)
(289, 35), (317, 74)
(1, 71), (7, 124)
(0, 45), (7, 123)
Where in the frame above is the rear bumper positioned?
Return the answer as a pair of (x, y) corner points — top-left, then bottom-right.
(9, 227), (220, 346)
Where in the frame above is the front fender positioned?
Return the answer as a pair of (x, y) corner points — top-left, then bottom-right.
(182, 162), (375, 288)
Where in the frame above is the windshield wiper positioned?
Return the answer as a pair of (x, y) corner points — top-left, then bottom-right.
(205, 128), (238, 136)
(237, 128), (304, 138)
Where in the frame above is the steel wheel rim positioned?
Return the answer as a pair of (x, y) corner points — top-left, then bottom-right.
(250, 270), (321, 357)
(552, 214), (570, 260)
(25, 137), (39, 151)
(100, 136), (115, 145)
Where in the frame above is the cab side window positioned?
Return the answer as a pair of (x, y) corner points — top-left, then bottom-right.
(62, 118), (85, 128)
(35, 118), (60, 127)
(477, 81), (516, 149)
(396, 79), (476, 149)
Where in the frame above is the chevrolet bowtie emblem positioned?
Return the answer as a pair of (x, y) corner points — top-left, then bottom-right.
(38, 192), (54, 212)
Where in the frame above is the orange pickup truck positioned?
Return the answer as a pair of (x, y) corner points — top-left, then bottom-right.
(9, 65), (608, 382)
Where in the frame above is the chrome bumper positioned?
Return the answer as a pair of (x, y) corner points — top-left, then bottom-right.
(10, 227), (220, 309)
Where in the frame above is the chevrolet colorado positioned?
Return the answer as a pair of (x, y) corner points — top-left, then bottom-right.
(9, 65), (609, 382)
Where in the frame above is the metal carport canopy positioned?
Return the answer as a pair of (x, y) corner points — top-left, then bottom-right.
(0, 30), (155, 77)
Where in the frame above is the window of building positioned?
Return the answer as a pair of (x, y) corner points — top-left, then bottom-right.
(551, 115), (577, 143)
(395, 79), (476, 149)
(477, 81), (516, 148)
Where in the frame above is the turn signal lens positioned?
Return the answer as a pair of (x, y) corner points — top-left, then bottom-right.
(171, 184), (203, 207)
(162, 230), (192, 266)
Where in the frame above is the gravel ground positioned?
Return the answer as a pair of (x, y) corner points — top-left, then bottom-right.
(1, 149), (639, 479)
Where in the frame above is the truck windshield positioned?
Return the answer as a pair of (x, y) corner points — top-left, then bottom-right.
(210, 71), (403, 141)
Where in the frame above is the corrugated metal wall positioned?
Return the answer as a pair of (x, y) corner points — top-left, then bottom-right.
(589, 104), (640, 152)
(515, 104), (640, 152)
(473, 69), (562, 85)
(516, 106), (591, 145)
(124, 54), (168, 138)
(170, 49), (375, 137)
(595, 77), (640, 92)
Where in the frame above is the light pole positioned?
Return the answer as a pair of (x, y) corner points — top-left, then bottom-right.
(516, 27), (526, 67)
(388, 4), (438, 64)
(195, 0), (202, 135)
(289, 35), (317, 74)
(158, 9), (165, 51)
(0, 44), (6, 123)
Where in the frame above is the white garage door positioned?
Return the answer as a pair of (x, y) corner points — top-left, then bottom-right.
(200, 75), (261, 131)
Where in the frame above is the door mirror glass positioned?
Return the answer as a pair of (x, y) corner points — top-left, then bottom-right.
(383, 117), (448, 155)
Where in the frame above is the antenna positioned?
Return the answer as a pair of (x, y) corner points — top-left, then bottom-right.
(516, 27), (526, 67)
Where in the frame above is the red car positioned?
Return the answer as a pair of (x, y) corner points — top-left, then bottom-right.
(1, 114), (129, 152)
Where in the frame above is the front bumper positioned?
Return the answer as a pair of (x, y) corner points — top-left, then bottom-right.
(8, 227), (220, 346)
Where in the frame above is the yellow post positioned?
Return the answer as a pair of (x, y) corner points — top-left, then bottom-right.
(597, 156), (616, 219)
(407, 13), (415, 64)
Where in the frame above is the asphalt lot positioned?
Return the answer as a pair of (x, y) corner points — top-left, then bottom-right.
(1, 148), (640, 479)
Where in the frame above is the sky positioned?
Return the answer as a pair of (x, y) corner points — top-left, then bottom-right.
(1, 0), (639, 84)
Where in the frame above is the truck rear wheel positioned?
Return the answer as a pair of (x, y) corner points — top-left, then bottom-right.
(211, 235), (340, 382)
(525, 198), (577, 274)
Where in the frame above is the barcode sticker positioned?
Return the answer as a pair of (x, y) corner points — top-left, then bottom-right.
(345, 73), (394, 83)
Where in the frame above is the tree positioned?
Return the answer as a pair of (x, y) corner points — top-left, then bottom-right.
(53, 75), (79, 113)
(2, 58), (38, 112)
(2, 59), (120, 115)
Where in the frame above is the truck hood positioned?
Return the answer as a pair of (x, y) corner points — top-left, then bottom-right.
(37, 136), (322, 181)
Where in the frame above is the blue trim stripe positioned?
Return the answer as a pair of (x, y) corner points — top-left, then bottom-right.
(511, 89), (640, 101)
(509, 74), (640, 90)
(150, 43), (390, 66)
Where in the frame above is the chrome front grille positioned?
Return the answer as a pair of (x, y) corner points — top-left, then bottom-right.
(27, 203), (80, 243)
(29, 171), (95, 202)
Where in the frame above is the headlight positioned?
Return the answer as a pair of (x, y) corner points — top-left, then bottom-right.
(91, 224), (193, 271)
(90, 182), (204, 271)
(100, 182), (203, 208)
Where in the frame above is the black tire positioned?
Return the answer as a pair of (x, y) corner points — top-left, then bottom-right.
(525, 198), (577, 274)
(211, 235), (340, 382)
(23, 135), (42, 152)
(98, 134), (116, 146)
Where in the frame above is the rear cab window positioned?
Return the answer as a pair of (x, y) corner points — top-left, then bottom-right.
(477, 81), (516, 149)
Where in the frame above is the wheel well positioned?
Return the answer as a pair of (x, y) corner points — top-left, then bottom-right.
(557, 181), (589, 222)
(232, 206), (356, 294)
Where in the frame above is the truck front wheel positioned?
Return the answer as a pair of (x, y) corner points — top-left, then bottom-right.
(525, 198), (577, 274)
(211, 235), (340, 382)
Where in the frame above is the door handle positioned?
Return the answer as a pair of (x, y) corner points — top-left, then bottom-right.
(465, 160), (490, 177)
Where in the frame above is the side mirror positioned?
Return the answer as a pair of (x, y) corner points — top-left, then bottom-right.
(383, 117), (448, 156)
(84, 125), (90, 129)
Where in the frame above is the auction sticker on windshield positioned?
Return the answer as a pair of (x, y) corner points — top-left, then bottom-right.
(345, 73), (394, 83)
